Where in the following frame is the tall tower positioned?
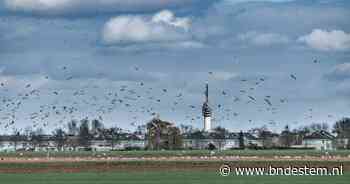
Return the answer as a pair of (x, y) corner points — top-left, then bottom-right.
(202, 83), (212, 132)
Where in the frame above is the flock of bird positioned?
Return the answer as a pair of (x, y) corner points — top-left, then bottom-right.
(0, 58), (334, 133)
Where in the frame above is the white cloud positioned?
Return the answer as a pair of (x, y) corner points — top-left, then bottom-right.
(334, 63), (350, 73)
(102, 10), (193, 45)
(4, 0), (205, 15)
(327, 63), (350, 81)
(238, 31), (290, 46)
(298, 29), (350, 51)
(151, 9), (191, 31)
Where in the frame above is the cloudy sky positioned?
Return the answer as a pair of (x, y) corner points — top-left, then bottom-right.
(0, 0), (350, 134)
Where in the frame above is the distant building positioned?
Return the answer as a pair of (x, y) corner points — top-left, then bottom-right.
(0, 135), (57, 152)
(302, 131), (335, 150)
(242, 133), (263, 148)
(0, 129), (342, 151)
(335, 134), (350, 149)
(90, 134), (145, 152)
(0, 134), (147, 152)
(183, 132), (236, 150)
(182, 132), (261, 150)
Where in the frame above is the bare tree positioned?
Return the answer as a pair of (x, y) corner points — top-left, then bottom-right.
(147, 118), (182, 150)
(10, 130), (21, 152)
(91, 119), (104, 137)
(254, 126), (275, 148)
(180, 124), (193, 134)
(333, 118), (350, 149)
(309, 123), (329, 132)
(106, 127), (122, 150)
(67, 120), (79, 136)
(78, 119), (92, 150)
(333, 118), (350, 136)
(52, 128), (67, 151)
(211, 126), (228, 139)
(30, 128), (45, 151)
(239, 131), (245, 149)
(280, 125), (294, 148)
(136, 125), (147, 136)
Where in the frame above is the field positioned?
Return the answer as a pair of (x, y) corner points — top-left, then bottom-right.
(1, 150), (350, 184)
(0, 160), (349, 184)
(1, 149), (350, 158)
(1, 171), (350, 184)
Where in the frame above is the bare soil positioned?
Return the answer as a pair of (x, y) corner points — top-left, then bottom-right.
(0, 156), (349, 173)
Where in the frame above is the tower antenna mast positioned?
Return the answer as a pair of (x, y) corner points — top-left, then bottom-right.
(205, 83), (209, 103)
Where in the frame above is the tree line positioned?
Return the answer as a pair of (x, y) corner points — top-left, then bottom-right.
(1, 117), (350, 151)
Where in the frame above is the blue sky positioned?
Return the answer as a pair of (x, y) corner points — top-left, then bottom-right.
(0, 0), (350, 134)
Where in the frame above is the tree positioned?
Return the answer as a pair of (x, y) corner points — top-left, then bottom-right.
(333, 118), (350, 149)
(190, 130), (206, 139)
(78, 119), (92, 149)
(180, 124), (193, 134)
(333, 118), (350, 136)
(0, 135), (3, 148)
(52, 128), (67, 151)
(255, 126), (275, 148)
(309, 123), (329, 132)
(292, 127), (310, 145)
(147, 118), (182, 150)
(238, 131), (245, 149)
(23, 126), (33, 138)
(208, 143), (216, 150)
(106, 127), (122, 150)
(67, 120), (79, 136)
(91, 119), (104, 137)
(135, 125), (147, 136)
(10, 130), (22, 152)
(280, 125), (294, 148)
(211, 126), (228, 139)
(209, 126), (229, 149)
(30, 128), (45, 151)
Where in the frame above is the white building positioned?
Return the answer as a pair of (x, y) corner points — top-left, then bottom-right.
(302, 131), (335, 150)
(182, 132), (261, 150)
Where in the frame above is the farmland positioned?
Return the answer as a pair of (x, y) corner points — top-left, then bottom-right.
(1, 149), (350, 158)
(1, 171), (349, 184)
(0, 160), (349, 184)
(1, 150), (350, 184)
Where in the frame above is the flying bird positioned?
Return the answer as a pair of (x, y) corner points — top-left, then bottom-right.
(248, 96), (256, 101)
(264, 99), (272, 106)
(290, 74), (297, 80)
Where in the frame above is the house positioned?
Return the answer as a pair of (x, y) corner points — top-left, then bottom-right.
(68, 133), (146, 151)
(182, 132), (263, 150)
(0, 135), (31, 152)
(0, 133), (147, 152)
(302, 131), (335, 150)
(183, 138), (239, 150)
(335, 134), (350, 149)
(108, 133), (146, 151)
(243, 133), (263, 148)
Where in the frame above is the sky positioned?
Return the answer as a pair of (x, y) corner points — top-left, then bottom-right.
(0, 0), (350, 134)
